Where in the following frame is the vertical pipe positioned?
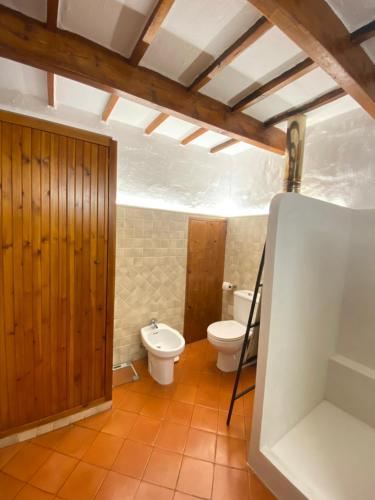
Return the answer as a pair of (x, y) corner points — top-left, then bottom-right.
(283, 115), (306, 193)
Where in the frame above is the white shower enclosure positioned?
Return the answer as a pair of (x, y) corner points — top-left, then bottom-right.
(249, 194), (375, 500)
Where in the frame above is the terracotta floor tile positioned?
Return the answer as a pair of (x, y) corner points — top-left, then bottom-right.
(77, 410), (112, 431)
(215, 435), (247, 469)
(218, 390), (244, 415)
(82, 432), (123, 469)
(212, 464), (248, 500)
(191, 406), (218, 433)
(178, 369), (201, 386)
(155, 421), (189, 454)
(0, 471), (24, 499)
(32, 428), (68, 450)
(165, 401), (193, 426)
(57, 461), (106, 500)
(15, 484), (55, 500)
(127, 415), (161, 445)
(140, 396), (170, 420)
(128, 377), (154, 395)
(143, 449), (182, 489)
(0, 442), (24, 469)
(150, 382), (177, 400)
(184, 428), (216, 462)
(173, 493), (200, 500)
(119, 392), (148, 413)
(248, 470), (276, 499)
(176, 457), (214, 499)
(195, 385), (220, 409)
(218, 411), (246, 440)
(111, 439), (152, 479)
(101, 410), (137, 438)
(54, 425), (97, 459)
(3, 443), (51, 482)
(172, 384), (197, 404)
(95, 471), (140, 500)
(112, 387), (128, 408)
(29, 451), (78, 494)
(134, 481), (174, 500)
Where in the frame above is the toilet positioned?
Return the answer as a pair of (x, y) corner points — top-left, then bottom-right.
(207, 290), (257, 372)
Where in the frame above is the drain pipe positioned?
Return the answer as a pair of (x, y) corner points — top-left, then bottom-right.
(283, 114), (306, 193)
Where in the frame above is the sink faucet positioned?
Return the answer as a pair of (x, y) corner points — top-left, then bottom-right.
(150, 318), (158, 330)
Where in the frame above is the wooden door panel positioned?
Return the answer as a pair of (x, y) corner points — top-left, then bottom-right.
(0, 111), (116, 435)
(184, 219), (227, 343)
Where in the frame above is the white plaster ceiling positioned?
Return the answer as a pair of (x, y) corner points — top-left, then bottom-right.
(0, 0), (373, 156)
(0, 0), (46, 21)
(325, 0), (375, 62)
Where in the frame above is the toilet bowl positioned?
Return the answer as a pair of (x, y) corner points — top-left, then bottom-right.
(141, 322), (185, 385)
(207, 290), (258, 372)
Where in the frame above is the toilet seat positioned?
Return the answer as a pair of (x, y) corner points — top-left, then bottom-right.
(207, 320), (246, 342)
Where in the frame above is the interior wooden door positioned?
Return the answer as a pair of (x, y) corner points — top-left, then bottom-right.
(0, 111), (116, 436)
(184, 218), (227, 343)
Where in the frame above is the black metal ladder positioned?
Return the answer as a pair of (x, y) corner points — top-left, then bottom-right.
(226, 245), (265, 425)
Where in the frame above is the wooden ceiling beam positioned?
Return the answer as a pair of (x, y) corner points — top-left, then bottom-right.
(46, 0), (59, 108)
(0, 6), (285, 154)
(102, 94), (120, 122)
(210, 138), (239, 154)
(180, 127), (207, 146)
(189, 17), (272, 93)
(232, 57), (317, 111)
(264, 87), (346, 128)
(130, 0), (175, 65)
(249, 0), (375, 118)
(351, 20), (375, 45)
(145, 112), (169, 134)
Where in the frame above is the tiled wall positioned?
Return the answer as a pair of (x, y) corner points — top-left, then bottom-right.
(222, 215), (268, 320)
(114, 206), (189, 364)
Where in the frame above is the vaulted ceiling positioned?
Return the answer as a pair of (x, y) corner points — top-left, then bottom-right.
(0, 0), (373, 155)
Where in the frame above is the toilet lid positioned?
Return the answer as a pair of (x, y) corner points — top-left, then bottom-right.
(207, 320), (246, 341)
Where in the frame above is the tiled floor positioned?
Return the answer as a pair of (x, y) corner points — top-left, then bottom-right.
(0, 339), (275, 499)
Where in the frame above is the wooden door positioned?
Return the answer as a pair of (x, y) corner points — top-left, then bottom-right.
(184, 218), (227, 343)
(0, 110), (116, 436)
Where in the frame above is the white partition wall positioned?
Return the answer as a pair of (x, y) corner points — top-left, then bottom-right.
(249, 194), (375, 500)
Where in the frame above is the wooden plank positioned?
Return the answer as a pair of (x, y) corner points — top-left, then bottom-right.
(0, 7), (285, 154)
(81, 142), (91, 404)
(49, 133), (60, 413)
(101, 94), (119, 122)
(11, 125), (27, 425)
(144, 112), (169, 135)
(47, 72), (55, 107)
(95, 146), (108, 399)
(0, 110), (111, 147)
(0, 122), (10, 430)
(31, 128), (43, 420)
(210, 138), (239, 154)
(180, 127), (207, 146)
(73, 140), (83, 407)
(105, 140), (117, 400)
(264, 87), (346, 127)
(47, 0), (59, 31)
(130, 0), (175, 65)
(66, 138), (76, 409)
(189, 17), (272, 92)
(232, 58), (317, 111)
(40, 131), (52, 417)
(351, 20), (375, 45)
(21, 127), (34, 422)
(89, 143), (98, 401)
(249, 0), (375, 118)
(57, 136), (68, 408)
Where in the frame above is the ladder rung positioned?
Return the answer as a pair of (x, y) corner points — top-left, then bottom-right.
(234, 384), (256, 400)
(250, 321), (260, 328)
